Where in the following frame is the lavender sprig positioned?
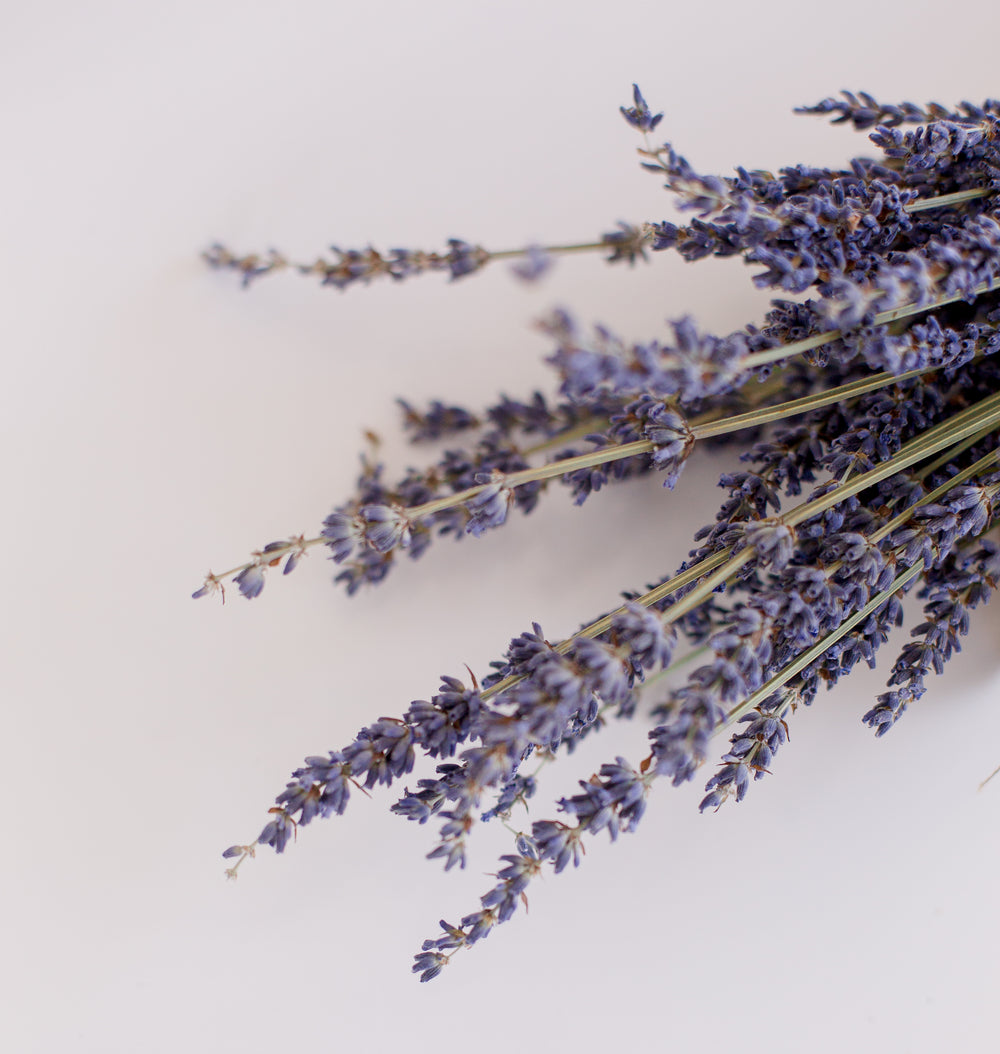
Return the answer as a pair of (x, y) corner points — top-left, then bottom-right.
(194, 359), (971, 601)
(203, 227), (656, 291)
(864, 537), (1000, 735)
(795, 91), (1000, 130)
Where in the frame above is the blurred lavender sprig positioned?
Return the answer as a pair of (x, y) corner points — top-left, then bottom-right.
(202, 85), (1000, 981)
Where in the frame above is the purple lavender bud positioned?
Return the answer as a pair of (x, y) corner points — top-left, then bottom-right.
(478, 878), (523, 924)
(642, 405), (695, 487)
(796, 91), (931, 130)
(405, 687), (479, 756)
(565, 637), (631, 703)
(459, 909), (497, 946)
(257, 811), (296, 853)
(341, 718), (416, 788)
(234, 564), (265, 600)
(515, 833), (538, 859)
(412, 951), (448, 983)
(392, 780), (446, 824)
(360, 504), (412, 553)
(863, 686), (922, 736)
(531, 819), (581, 873)
(510, 244), (553, 282)
(620, 83), (663, 133)
(320, 511), (364, 562)
(601, 222), (649, 265)
(698, 789), (727, 812)
(598, 758), (648, 830)
(611, 602), (676, 674)
(835, 532), (886, 589)
(397, 398), (480, 440)
(774, 592), (820, 648)
(392, 763), (465, 824)
(191, 576), (220, 600)
(948, 484), (995, 537)
(445, 239), (487, 280)
(496, 852), (539, 894)
(465, 472), (513, 536)
(482, 771), (537, 823)
(459, 740), (521, 790)
(744, 519), (797, 569)
(559, 782), (617, 839)
(499, 623), (552, 674)
(406, 700), (462, 758)
(650, 689), (727, 785)
(426, 826), (468, 871)
(700, 762), (751, 810)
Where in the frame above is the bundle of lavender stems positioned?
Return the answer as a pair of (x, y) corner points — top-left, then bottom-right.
(198, 87), (1000, 981)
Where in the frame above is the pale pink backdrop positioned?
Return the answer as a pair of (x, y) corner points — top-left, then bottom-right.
(3, 2), (999, 1050)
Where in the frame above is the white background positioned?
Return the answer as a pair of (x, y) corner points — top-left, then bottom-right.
(4, 2), (1000, 1051)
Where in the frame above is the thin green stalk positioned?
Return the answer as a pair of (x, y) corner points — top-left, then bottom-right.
(904, 187), (991, 213)
(911, 422), (998, 483)
(487, 241), (614, 259)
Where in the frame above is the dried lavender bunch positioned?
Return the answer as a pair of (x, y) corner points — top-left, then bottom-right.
(201, 85), (1000, 981)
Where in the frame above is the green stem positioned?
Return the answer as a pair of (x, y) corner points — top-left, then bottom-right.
(904, 188), (991, 213)
(692, 362), (938, 439)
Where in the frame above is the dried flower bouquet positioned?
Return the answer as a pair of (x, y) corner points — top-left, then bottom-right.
(197, 87), (1000, 980)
